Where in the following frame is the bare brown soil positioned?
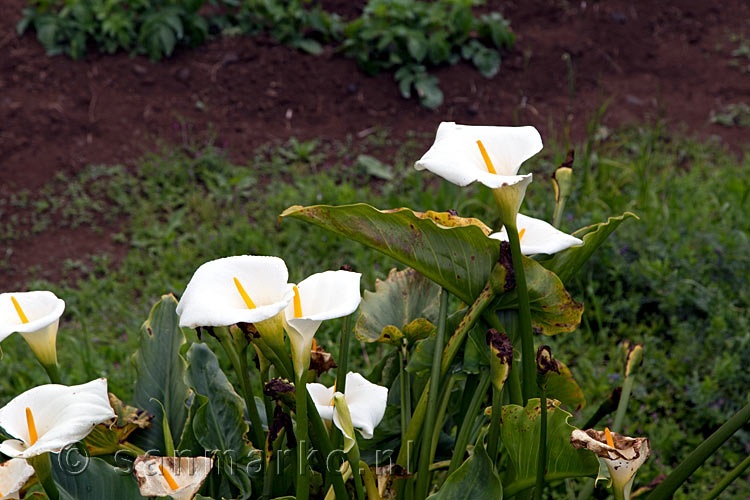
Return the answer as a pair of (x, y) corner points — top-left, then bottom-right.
(1, 0), (749, 287)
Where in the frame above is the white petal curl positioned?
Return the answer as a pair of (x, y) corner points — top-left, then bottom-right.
(0, 378), (115, 458)
(414, 122), (543, 189)
(176, 255), (294, 328)
(0, 291), (65, 341)
(490, 213), (583, 255)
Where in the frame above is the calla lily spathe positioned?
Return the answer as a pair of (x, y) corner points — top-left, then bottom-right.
(307, 372), (388, 451)
(176, 255), (294, 328)
(489, 213), (583, 255)
(134, 456), (213, 500)
(0, 291), (65, 367)
(0, 458), (35, 499)
(571, 429), (651, 500)
(284, 270), (361, 377)
(415, 122), (543, 226)
(415, 122), (542, 189)
(0, 378), (115, 458)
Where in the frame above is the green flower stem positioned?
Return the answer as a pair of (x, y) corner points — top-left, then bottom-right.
(41, 362), (63, 385)
(552, 198), (567, 229)
(348, 443), (366, 500)
(613, 373), (635, 433)
(534, 381), (548, 500)
(295, 372), (310, 500)
(429, 374), (457, 464)
(415, 288), (449, 499)
(331, 313), (354, 455)
(395, 283), (495, 471)
(486, 385), (503, 462)
(506, 224), (536, 404)
(29, 453), (59, 500)
(399, 344), (411, 440)
(646, 398), (750, 500)
(699, 454), (750, 500)
(307, 397), (350, 500)
(215, 327), (267, 456)
(336, 313), (353, 393)
(360, 460), (384, 500)
(448, 370), (491, 475)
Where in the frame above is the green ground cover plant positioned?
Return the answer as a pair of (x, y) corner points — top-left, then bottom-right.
(17, 0), (514, 108)
(1, 122), (749, 498)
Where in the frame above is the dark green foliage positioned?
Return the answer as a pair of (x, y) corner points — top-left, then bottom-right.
(18, 0), (209, 60)
(17, 0), (514, 107)
(342, 0), (514, 108)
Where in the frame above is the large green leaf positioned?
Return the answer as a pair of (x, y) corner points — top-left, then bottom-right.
(281, 204), (582, 335)
(500, 399), (599, 496)
(131, 294), (190, 454)
(496, 256), (583, 335)
(185, 343), (250, 460)
(428, 443), (502, 500)
(542, 212), (638, 283)
(280, 204), (498, 304)
(355, 267), (441, 344)
(545, 361), (586, 411)
(52, 449), (145, 500)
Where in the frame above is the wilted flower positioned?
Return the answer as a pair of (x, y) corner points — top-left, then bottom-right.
(571, 428), (651, 500)
(489, 214), (582, 255)
(307, 372), (387, 452)
(0, 378), (115, 458)
(486, 329), (513, 392)
(134, 456), (213, 500)
(0, 458), (35, 499)
(283, 270), (361, 377)
(0, 291), (65, 368)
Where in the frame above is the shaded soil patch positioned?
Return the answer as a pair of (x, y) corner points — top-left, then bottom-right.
(1, 0), (749, 288)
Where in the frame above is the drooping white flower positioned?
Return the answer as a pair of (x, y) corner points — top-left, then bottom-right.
(134, 456), (213, 500)
(0, 378), (115, 458)
(489, 213), (582, 255)
(176, 255), (294, 328)
(0, 291), (65, 367)
(415, 122), (543, 226)
(0, 458), (35, 499)
(307, 372), (388, 452)
(570, 428), (650, 500)
(283, 270), (361, 377)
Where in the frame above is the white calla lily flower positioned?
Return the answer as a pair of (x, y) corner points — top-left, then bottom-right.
(177, 255), (294, 327)
(489, 213), (583, 255)
(415, 122), (543, 225)
(0, 378), (115, 458)
(0, 458), (35, 499)
(308, 372), (388, 452)
(283, 270), (361, 377)
(0, 291), (65, 368)
(571, 428), (651, 500)
(134, 456), (213, 500)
